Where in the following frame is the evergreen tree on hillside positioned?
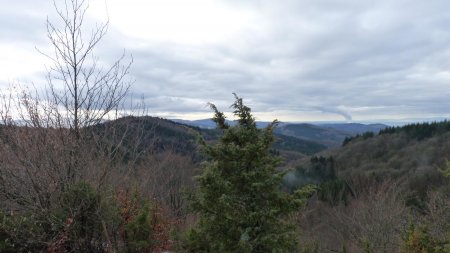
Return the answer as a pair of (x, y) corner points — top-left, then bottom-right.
(185, 94), (314, 252)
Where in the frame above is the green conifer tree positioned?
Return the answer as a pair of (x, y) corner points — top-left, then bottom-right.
(185, 94), (314, 253)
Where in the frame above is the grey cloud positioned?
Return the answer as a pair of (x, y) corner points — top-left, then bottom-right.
(4, 0), (450, 121)
(0, 1), (55, 45)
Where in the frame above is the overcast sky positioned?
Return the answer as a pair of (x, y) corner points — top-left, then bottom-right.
(1, 0), (450, 123)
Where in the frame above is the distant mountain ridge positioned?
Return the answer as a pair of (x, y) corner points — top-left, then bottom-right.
(99, 116), (328, 157)
(172, 119), (388, 148)
(171, 119), (220, 129)
(317, 123), (387, 136)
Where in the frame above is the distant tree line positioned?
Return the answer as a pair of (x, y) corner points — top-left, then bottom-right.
(380, 121), (450, 140)
(343, 120), (450, 146)
(342, 131), (375, 146)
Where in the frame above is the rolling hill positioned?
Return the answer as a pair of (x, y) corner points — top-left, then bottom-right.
(174, 119), (387, 148)
(274, 123), (347, 147)
(317, 123), (387, 136)
(100, 116), (327, 158)
(284, 121), (450, 196)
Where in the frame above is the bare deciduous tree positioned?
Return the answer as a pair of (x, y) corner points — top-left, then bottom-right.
(39, 0), (133, 135)
(0, 1), (204, 251)
(0, 0), (139, 210)
(297, 180), (409, 253)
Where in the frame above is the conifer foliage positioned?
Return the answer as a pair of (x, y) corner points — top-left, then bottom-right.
(185, 94), (313, 252)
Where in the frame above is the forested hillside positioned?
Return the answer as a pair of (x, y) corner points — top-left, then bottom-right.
(96, 116), (450, 252)
(319, 123), (387, 136)
(283, 121), (450, 252)
(176, 119), (387, 148)
(100, 116), (327, 157)
(1, 113), (449, 252)
(274, 123), (385, 147)
(1, 0), (449, 252)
